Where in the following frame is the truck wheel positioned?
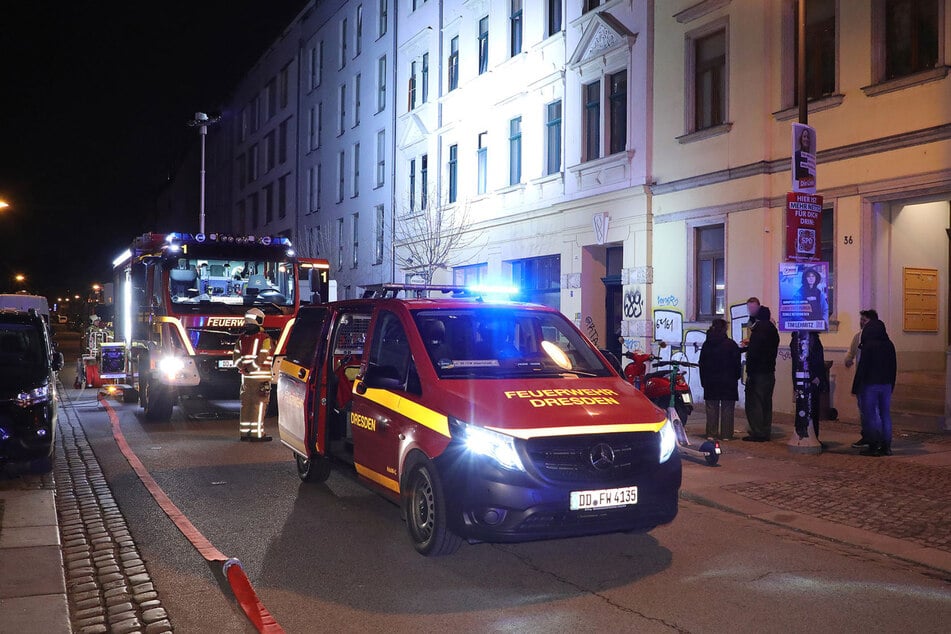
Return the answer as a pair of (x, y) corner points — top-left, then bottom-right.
(143, 377), (174, 421)
(403, 459), (462, 556)
(296, 453), (331, 483)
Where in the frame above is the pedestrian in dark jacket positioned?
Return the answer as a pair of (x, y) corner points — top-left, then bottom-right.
(699, 318), (742, 440)
(853, 319), (897, 456)
(790, 331), (829, 440)
(742, 305), (779, 441)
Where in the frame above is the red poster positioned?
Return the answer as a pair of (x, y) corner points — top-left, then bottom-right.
(785, 192), (823, 262)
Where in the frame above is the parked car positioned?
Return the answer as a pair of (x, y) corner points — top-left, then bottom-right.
(0, 307), (63, 473)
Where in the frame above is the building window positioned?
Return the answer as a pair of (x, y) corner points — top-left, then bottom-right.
(265, 78), (276, 121)
(352, 212), (360, 268)
(237, 154), (246, 188)
(696, 224), (725, 319)
(352, 143), (360, 198)
(308, 106), (318, 150)
(510, 254), (560, 307)
(356, 5), (363, 57)
(478, 17), (489, 75)
(337, 218), (345, 270)
(691, 28), (727, 131)
(547, 0), (562, 37)
(374, 205), (385, 264)
(448, 144), (458, 203)
(584, 0), (602, 12)
(249, 96), (260, 133)
(409, 159), (416, 212)
(408, 61), (417, 110)
(279, 63), (290, 108)
(793, 0), (836, 103)
(608, 70), (627, 154)
(420, 154), (428, 209)
(239, 106), (249, 142)
(477, 132), (488, 195)
(510, 1), (523, 57)
(308, 163), (321, 213)
(377, 55), (386, 112)
(337, 151), (346, 202)
(448, 37), (459, 91)
(422, 53), (429, 103)
(278, 118), (289, 164)
(311, 42), (323, 88)
(265, 131), (276, 172)
(248, 144), (259, 182)
(821, 207), (835, 314)
(264, 183), (274, 223)
(879, 0), (939, 81)
(340, 17), (348, 68)
(376, 130), (385, 187)
(353, 74), (361, 127)
(509, 116), (522, 185)
(545, 100), (561, 175)
(339, 84), (347, 134)
(583, 81), (600, 162)
(379, 0), (387, 37)
(250, 193), (260, 229)
(454, 263), (487, 286)
(278, 174), (288, 219)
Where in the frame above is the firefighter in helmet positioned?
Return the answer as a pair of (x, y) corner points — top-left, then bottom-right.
(233, 307), (274, 441)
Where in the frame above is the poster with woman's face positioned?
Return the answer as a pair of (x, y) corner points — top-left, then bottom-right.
(778, 261), (829, 331)
(792, 123), (816, 194)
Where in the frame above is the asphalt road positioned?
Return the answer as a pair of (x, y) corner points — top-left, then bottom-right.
(56, 328), (951, 633)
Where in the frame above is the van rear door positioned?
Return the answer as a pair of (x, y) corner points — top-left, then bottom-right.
(278, 306), (331, 457)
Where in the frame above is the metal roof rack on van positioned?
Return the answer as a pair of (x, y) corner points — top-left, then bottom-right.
(360, 283), (471, 299)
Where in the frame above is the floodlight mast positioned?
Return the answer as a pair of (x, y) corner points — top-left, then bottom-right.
(187, 112), (221, 234)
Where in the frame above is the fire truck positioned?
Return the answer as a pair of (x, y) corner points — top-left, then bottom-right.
(112, 232), (331, 420)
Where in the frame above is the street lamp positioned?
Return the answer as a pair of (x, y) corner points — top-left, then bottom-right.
(0, 200), (10, 210)
(187, 112), (221, 235)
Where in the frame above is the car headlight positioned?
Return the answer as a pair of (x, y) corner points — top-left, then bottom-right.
(658, 418), (677, 463)
(158, 356), (186, 379)
(17, 385), (51, 407)
(452, 420), (526, 471)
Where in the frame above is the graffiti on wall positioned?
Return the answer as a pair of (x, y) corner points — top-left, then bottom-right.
(583, 315), (600, 347)
(624, 288), (643, 319)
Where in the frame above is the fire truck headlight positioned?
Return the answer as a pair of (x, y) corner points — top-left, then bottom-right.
(451, 419), (525, 472)
(658, 418), (677, 463)
(17, 385), (51, 407)
(158, 356), (186, 379)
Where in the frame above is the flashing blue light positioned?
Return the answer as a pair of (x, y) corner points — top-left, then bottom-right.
(468, 284), (520, 297)
(196, 233), (206, 243)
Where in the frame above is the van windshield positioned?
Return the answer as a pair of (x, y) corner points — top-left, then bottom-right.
(413, 308), (612, 379)
(0, 322), (49, 386)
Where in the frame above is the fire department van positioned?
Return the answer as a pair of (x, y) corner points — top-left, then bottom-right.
(277, 285), (681, 555)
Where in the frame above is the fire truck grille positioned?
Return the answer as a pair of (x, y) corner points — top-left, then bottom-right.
(524, 432), (659, 483)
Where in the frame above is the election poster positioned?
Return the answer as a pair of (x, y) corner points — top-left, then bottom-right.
(778, 261), (829, 332)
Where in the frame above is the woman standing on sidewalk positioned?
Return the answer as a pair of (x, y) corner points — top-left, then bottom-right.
(699, 318), (742, 440)
(852, 318), (897, 456)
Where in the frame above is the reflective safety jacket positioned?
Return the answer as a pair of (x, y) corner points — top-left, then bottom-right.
(233, 330), (274, 379)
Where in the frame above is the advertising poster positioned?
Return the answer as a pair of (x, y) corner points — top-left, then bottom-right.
(778, 261), (829, 332)
(792, 122), (816, 194)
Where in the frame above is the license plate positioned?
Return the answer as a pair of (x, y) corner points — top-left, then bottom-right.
(570, 485), (638, 510)
(217, 359), (235, 369)
(681, 392), (692, 404)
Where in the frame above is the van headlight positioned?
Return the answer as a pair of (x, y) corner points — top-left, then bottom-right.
(658, 418), (677, 463)
(158, 355), (186, 379)
(451, 420), (526, 472)
(17, 385), (51, 407)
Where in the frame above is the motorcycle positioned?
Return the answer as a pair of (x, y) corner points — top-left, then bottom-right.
(623, 346), (720, 466)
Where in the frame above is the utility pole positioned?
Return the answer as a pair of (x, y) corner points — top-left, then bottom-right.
(187, 112), (221, 235)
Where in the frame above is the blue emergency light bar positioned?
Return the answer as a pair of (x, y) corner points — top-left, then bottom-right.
(164, 232), (292, 247)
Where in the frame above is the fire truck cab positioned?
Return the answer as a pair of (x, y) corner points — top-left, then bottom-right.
(277, 284), (681, 556)
(113, 232), (329, 420)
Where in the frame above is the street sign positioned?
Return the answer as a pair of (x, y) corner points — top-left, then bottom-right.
(785, 192), (823, 262)
(792, 122), (816, 194)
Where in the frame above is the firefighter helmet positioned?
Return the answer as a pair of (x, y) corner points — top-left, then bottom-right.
(244, 308), (265, 325)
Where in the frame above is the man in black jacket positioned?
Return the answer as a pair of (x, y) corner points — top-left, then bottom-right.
(742, 306), (780, 441)
(853, 318), (897, 456)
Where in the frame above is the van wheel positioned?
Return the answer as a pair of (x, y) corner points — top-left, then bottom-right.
(143, 377), (174, 421)
(296, 453), (331, 483)
(404, 459), (462, 556)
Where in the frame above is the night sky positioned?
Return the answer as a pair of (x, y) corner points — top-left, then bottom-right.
(0, 1), (309, 300)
